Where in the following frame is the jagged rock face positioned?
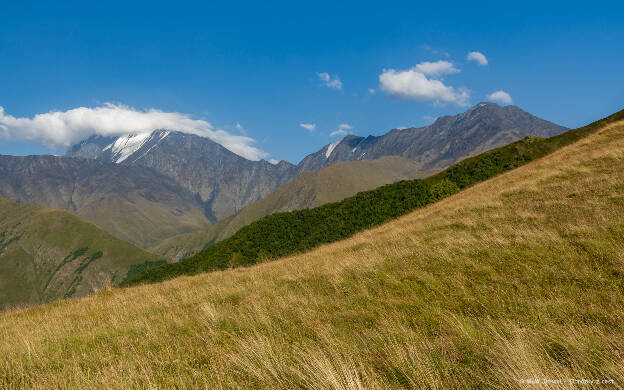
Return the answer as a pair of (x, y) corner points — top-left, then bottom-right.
(65, 135), (117, 159)
(67, 130), (298, 221)
(115, 131), (298, 221)
(297, 102), (568, 172)
(0, 155), (209, 248)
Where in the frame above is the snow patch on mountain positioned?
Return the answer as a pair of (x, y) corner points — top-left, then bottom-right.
(325, 139), (342, 159)
(105, 133), (150, 163)
(128, 131), (170, 163)
(104, 131), (171, 163)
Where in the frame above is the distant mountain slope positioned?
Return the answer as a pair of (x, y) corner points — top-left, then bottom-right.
(67, 130), (298, 221)
(154, 156), (424, 260)
(126, 109), (621, 286)
(0, 155), (210, 248)
(66, 103), (566, 222)
(297, 102), (567, 172)
(2, 110), (623, 388)
(0, 197), (165, 310)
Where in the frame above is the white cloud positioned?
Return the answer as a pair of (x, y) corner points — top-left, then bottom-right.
(379, 66), (469, 106)
(330, 123), (353, 137)
(467, 51), (488, 66)
(368, 88), (376, 94)
(318, 72), (343, 90)
(0, 103), (268, 161)
(414, 61), (459, 76)
(299, 123), (316, 132)
(268, 159), (279, 165)
(486, 90), (513, 104)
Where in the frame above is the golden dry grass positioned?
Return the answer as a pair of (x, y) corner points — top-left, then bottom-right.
(1, 121), (624, 389)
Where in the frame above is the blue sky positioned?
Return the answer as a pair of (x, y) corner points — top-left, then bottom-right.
(1, 1), (623, 163)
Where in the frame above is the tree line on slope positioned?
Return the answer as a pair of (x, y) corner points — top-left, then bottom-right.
(122, 109), (624, 286)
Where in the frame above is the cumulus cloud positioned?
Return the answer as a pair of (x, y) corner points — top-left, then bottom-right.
(268, 159), (279, 165)
(299, 123), (316, 132)
(318, 72), (343, 90)
(467, 51), (488, 66)
(487, 90), (513, 104)
(330, 123), (353, 137)
(379, 64), (469, 106)
(414, 60), (459, 76)
(0, 103), (268, 161)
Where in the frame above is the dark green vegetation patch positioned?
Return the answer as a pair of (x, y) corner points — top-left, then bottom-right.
(123, 110), (624, 286)
(123, 260), (168, 282)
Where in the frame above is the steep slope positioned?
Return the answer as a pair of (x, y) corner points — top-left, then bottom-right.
(154, 156), (424, 260)
(0, 155), (210, 248)
(298, 102), (567, 172)
(65, 135), (117, 159)
(67, 130), (298, 221)
(128, 109), (617, 286)
(0, 197), (165, 311)
(1, 111), (622, 388)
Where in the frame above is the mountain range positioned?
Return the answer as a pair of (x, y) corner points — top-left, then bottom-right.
(67, 130), (299, 221)
(0, 102), (567, 261)
(298, 102), (566, 171)
(150, 103), (567, 258)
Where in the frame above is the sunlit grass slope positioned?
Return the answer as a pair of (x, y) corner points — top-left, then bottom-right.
(1, 117), (624, 388)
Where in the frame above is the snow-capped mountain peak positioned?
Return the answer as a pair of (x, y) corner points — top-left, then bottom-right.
(103, 130), (170, 163)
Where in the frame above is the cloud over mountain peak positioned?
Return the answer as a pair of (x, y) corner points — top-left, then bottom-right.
(0, 103), (267, 161)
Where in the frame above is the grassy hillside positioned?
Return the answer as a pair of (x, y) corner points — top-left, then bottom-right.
(154, 156), (424, 260)
(0, 197), (165, 310)
(1, 113), (623, 388)
(0, 155), (212, 249)
(73, 190), (210, 249)
(126, 109), (624, 286)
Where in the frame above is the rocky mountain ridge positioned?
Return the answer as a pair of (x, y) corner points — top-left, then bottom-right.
(67, 130), (298, 221)
(297, 102), (567, 171)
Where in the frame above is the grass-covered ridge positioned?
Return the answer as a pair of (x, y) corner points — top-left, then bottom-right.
(2, 112), (623, 388)
(0, 198), (166, 310)
(124, 109), (624, 286)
